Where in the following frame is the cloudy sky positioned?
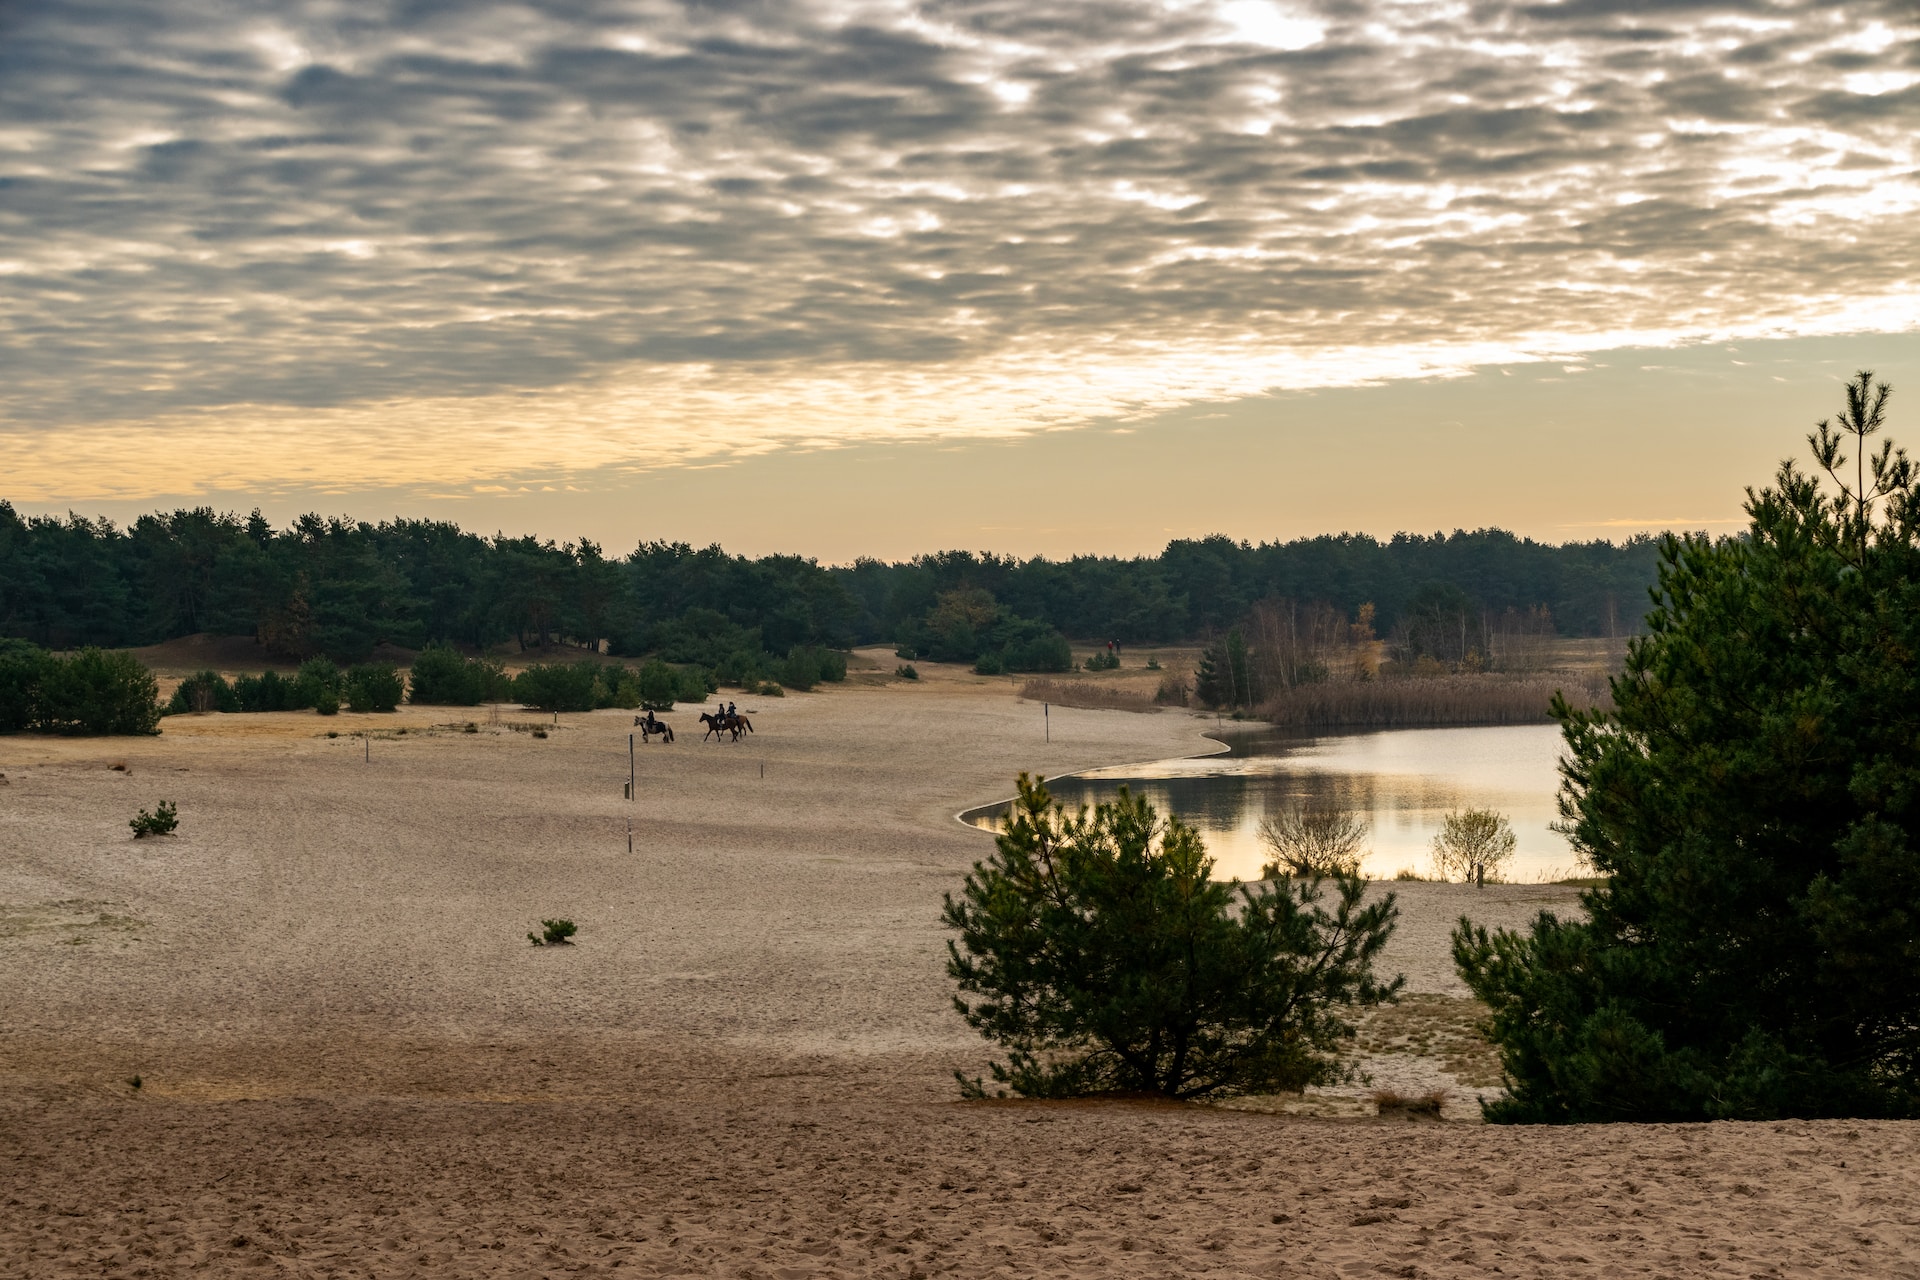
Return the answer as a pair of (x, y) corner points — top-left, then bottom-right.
(3, 0), (1917, 555)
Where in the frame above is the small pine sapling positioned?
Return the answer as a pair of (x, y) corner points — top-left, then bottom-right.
(129, 800), (179, 838)
(528, 918), (577, 946)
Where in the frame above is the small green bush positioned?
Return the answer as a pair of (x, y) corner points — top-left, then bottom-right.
(407, 645), (507, 705)
(166, 670), (238, 715)
(130, 800), (178, 838)
(528, 918), (576, 946)
(776, 645), (846, 691)
(637, 659), (680, 712)
(973, 651), (1006, 675)
(896, 664), (919, 680)
(1004, 630), (1073, 674)
(593, 664), (643, 710)
(233, 670), (295, 712)
(345, 663), (405, 713)
(678, 664), (717, 701)
(512, 662), (599, 713)
(292, 658), (343, 714)
(1084, 649), (1121, 671)
(35, 649), (162, 735)
(0, 640), (50, 732)
(946, 776), (1401, 1099)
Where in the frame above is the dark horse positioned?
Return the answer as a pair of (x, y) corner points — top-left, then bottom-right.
(699, 712), (753, 742)
(633, 712), (675, 743)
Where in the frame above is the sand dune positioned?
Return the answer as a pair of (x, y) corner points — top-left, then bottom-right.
(2, 658), (1914, 1275)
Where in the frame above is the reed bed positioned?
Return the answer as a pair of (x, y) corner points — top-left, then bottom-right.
(1017, 679), (1160, 713)
(1256, 674), (1611, 731)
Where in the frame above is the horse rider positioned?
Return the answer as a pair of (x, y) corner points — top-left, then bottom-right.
(727, 700), (737, 720)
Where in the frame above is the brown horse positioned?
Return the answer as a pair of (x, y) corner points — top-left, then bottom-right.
(699, 712), (752, 742)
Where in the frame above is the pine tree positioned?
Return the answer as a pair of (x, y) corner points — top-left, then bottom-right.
(1455, 372), (1920, 1121)
(946, 775), (1400, 1099)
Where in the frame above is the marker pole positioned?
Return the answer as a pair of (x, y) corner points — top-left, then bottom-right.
(1045, 703), (1050, 743)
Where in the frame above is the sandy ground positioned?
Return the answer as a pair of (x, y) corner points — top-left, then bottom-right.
(2, 655), (1915, 1277)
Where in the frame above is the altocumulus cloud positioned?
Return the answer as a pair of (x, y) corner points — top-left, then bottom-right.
(1, 0), (1917, 497)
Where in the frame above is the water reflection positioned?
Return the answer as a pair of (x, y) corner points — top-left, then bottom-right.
(961, 724), (1580, 883)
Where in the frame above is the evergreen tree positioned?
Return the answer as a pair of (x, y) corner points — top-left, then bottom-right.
(1455, 372), (1920, 1121)
(946, 775), (1400, 1099)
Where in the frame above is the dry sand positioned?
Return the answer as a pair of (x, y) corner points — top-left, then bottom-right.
(2, 655), (1914, 1276)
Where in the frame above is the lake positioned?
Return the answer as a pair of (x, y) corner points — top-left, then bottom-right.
(960, 724), (1581, 883)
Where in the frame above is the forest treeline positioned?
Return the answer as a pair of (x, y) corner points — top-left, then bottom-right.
(0, 502), (1660, 674)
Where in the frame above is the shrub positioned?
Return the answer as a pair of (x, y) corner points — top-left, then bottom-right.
(512, 662), (599, 713)
(166, 670), (238, 715)
(1001, 627), (1073, 674)
(678, 664), (717, 702)
(292, 658), (343, 714)
(528, 918), (576, 946)
(1259, 804), (1370, 878)
(1084, 649), (1120, 671)
(344, 663), (404, 713)
(1455, 372), (1920, 1122)
(592, 664), (643, 710)
(972, 651), (1005, 676)
(35, 649), (162, 735)
(895, 664), (919, 681)
(0, 640), (51, 733)
(944, 775), (1401, 1099)
(407, 645), (506, 705)
(1430, 808), (1516, 884)
(777, 645), (846, 691)
(130, 800), (178, 838)
(1153, 673), (1190, 706)
(233, 670), (295, 712)
(637, 659), (679, 711)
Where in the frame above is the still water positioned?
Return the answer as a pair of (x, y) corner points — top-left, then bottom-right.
(960, 724), (1581, 883)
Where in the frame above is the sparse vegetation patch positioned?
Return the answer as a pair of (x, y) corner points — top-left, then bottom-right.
(129, 801), (178, 838)
(528, 918), (577, 946)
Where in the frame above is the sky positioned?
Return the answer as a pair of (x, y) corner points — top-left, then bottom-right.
(3, 0), (1917, 560)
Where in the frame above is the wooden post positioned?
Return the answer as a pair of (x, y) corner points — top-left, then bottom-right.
(629, 733), (635, 800)
(1045, 703), (1050, 743)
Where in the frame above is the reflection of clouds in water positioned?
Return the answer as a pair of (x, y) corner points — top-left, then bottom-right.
(968, 725), (1576, 883)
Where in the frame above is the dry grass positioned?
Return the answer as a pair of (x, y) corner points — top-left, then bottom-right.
(1351, 994), (1504, 1089)
(1256, 674), (1612, 731)
(1016, 679), (1160, 713)
(1372, 1087), (1449, 1119)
